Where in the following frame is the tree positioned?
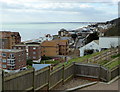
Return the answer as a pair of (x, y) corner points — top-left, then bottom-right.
(71, 34), (77, 42)
(27, 59), (33, 66)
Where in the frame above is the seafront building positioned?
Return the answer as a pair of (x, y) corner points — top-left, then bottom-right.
(41, 39), (70, 57)
(13, 42), (41, 62)
(0, 31), (21, 49)
(41, 41), (59, 57)
(0, 49), (26, 70)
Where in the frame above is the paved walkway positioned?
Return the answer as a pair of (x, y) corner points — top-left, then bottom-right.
(54, 78), (92, 90)
(80, 79), (119, 90)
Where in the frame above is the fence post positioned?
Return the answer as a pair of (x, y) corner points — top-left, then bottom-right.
(73, 62), (76, 77)
(47, 66), (50, 91)
(62, 65), (64, 85)
(99, 65), (101, 81)
(1, 70), (4, 91)
(107, 70), (111, 82)
(33, 68), (35, 92)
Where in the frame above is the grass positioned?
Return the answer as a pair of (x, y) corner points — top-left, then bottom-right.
(111, 54), (120, 59)
(104, 59), (120, 70)
(40, 60), (60, 64)
(54, 49), (109, 68)
(98, 60), (109, 65)
(27, 65), (32, 68)
(66, 49), (108, 64)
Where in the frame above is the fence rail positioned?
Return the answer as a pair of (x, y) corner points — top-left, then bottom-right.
(3, 63), (74, 91)
(2, 48), (119, 91)
(75, 63), (119, 82)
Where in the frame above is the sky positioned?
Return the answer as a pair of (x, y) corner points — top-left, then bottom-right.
(0, 0), (119, 23)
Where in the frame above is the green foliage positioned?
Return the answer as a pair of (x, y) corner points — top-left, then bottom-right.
(104, 18), (120, 36)
(71, 34), (77, 41)
(27, 65), (32, 68)
(98, 60), (109, 65)
(85, 32), (99, 44)
(111, 54), (120, 59)
(40, 60), (60, 64)
(41, 56), (52, 60)
(27, 59), (33, 66)
(105, 60), (120, 69)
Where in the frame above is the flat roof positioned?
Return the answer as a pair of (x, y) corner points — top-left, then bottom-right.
(33, 64), (51, 71)
(0, 49), (24, 52)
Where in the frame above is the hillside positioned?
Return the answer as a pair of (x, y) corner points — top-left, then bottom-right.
(104, 18), (120, 36)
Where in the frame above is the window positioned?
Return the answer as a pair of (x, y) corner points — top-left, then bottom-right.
(33, 56), (36, 59)
(13, 47), (16, 49)
(2, 64), (6, 68)
(2, 53), (6, 57)
(19, 47), (21, 49)
(33, 47), (36, 50)
(2, 59), (6, 63)
(10, 54), (14, 58)
(33, 52), (36, 54)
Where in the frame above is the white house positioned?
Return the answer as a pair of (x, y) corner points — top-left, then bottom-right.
(99, 36), (120, 50)
(79, 36), (120, 57)
(79, 40), (101, 57)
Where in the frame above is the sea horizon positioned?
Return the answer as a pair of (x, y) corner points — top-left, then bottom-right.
(0, 22), (92, 41)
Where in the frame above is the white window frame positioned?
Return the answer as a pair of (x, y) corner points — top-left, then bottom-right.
(2, 59), (6, 63)
(33, 47), (36, 50)
(2, 64), (6, 68)
(33, 52), (36, 54)
(33, 56), (36, 59)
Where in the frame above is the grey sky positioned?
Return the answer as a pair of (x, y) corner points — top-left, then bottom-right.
(0, 0), (119, 23)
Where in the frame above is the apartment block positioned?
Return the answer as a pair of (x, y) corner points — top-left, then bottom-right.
(41, 40), (69, 57)
(0, 38), (9, 49)
(12, 42), (41, 62)
(41, 41), (59, 57)
(0, 31), (21, 49)
(54, 40), (69, 55)
(0, 49), (26, 70)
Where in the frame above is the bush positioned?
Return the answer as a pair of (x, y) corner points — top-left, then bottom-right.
(41, 56), (52, 60)
(27, 59), (33, 66)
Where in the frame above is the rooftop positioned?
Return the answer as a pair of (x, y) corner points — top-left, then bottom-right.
(93, 40), (99, 45)
(33, 64), (51, 71)
(0, 49), (24, 52)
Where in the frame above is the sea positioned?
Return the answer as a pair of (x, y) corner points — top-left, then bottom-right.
(0, 22), (91, 41)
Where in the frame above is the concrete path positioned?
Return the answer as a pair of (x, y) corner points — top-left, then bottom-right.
(80, 79), (119, 90)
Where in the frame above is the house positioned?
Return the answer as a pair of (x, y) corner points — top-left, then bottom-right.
(12, 42), (41, 62)
(0, 49), (26, 70)
(0, 31), (21, 49)
(58, 29), (70, 37)
(79, 40), (101, 57)
(99, 36), (120, 50)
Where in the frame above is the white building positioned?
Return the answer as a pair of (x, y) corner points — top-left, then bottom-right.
(79, 40), (101, 57)
(99, 36), (120, 49)
(79, 36), (120, 57)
